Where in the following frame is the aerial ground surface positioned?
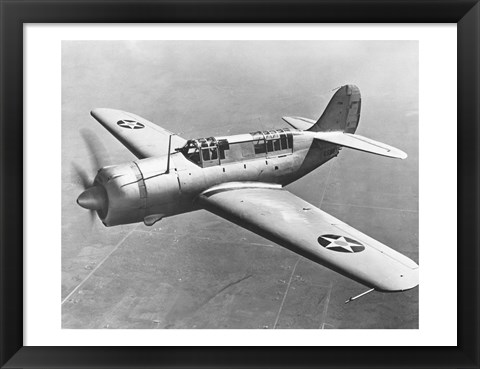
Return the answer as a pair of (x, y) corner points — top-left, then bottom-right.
(62, 41), (418, 329)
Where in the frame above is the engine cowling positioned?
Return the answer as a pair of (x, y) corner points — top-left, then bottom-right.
(80, 157), (182, 227)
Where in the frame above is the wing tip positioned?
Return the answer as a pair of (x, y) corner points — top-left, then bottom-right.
(392, 149), (408, 160)
(90, 108), (107, 121)
(91, 108), (119, 118)
(375, 266), (419, 292)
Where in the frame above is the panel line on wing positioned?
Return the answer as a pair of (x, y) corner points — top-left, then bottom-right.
(323, 201), (418, 214)
(344, 133), (392, 151)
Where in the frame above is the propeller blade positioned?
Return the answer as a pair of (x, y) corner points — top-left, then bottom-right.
(73, 129), (111, 228)
(71, 162), (92, 189)
(80, 128), (111, 170)
(89, 209), (96, 228)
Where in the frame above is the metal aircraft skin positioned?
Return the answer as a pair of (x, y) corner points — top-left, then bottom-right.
(76, 85), (418, 297)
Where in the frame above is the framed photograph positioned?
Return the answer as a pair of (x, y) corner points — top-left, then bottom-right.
(1, 0), (478, 368)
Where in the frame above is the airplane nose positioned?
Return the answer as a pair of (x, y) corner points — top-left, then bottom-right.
(77, 186), (107, 211)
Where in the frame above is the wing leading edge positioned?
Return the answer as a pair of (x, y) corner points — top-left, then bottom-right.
(91, 108), (187, 159)
(199, 182), (418, 292)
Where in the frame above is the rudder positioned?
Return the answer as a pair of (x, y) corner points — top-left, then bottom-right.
(308, 85), (361, 134)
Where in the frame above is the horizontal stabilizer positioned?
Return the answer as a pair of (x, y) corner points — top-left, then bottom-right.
(282, 116), (315, 131)
(313, 132), (407, 159)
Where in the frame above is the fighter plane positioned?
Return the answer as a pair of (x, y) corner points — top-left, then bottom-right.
(75, 85), (418, 302)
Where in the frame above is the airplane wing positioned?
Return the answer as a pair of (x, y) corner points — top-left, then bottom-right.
(90, 108), (187, 159)
(198, 182), (418, 292)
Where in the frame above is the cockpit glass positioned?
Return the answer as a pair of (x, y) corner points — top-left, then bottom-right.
(181, 141), (201, 165)
(182, 128), (292, 166)
(210, 147), (218, 160)
(181, 137), (220, 166)
(202, 149), (210, 161)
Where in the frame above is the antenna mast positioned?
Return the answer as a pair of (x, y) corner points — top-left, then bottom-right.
(166, 134), (173, 174)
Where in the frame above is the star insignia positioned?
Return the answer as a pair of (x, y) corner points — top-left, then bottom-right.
(317, 234), (365, 253)
(117, 120), (145, 129)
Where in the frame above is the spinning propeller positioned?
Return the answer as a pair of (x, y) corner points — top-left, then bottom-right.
(72, 129), (111, 224)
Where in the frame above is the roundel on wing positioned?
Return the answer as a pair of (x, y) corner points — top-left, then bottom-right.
(317, 234), (365, 253)
(117, 120), (145, 129)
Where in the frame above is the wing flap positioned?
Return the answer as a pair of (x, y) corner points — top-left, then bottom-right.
(313, 131), (407, 159)
(91, 108), (187, 159)
(199, 183), (418, 292)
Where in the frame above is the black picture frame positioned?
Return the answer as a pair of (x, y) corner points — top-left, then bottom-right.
(1, 1), (478, 368)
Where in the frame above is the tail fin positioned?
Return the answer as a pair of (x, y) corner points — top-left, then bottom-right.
(308, 85), (361, 134)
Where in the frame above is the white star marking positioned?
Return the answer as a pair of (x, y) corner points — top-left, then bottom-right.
(322, 235), (360, 253)
(118, 120), (143, 129)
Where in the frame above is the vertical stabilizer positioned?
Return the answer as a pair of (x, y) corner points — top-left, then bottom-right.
(308, 85), (361, 133)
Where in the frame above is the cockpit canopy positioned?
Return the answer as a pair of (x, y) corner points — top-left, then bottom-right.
(179, 128), (294, 168)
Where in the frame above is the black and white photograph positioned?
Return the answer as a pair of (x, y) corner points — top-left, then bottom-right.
(62, 40), (419, 329)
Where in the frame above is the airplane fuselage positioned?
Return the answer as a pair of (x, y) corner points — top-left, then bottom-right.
(93, 129), (339, 227)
